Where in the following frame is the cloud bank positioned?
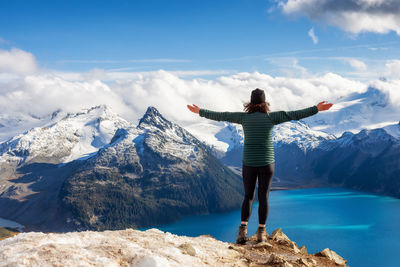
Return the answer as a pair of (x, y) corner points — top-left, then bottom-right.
(0, 68), (371, 128)
(279, 0), (400, 35)
(1, 47), (400, 133)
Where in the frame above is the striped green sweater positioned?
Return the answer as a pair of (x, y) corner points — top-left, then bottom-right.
(199, 105), (319, 167)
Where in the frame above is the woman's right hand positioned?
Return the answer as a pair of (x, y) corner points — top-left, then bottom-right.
(317, 101), (333, 111)
(187, 104), (200, 114)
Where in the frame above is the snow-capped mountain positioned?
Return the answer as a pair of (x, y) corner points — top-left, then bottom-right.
(0, 97), (398, 231)
(192, 120), (336, 169)
(193, 115), (400, 193)
(0, 105), (131, 168)
(273, 121), (400, 195)
(273, 120), (336, 151)
(184, 122), (236, 155)
(187, 119), (335, 158)
(0, 106), (244, 231)
(382, 123), (400, 140)
(304, 86), (399, 136)
(185, 85), (398, 159)
(60, 106), (243, 231)
(0, 109), (65, 143)
(136, 107), (204, 163)
(214, 123), (244, 152)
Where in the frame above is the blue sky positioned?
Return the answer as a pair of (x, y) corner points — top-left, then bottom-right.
(1, 0), (399, 78)
(1, 0), (400, 140)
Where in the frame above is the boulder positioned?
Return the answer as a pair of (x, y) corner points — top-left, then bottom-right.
(299, 245), (308, 255)
(297, 258), (311, 267)
(315, 248), (346, 266)
(268, 253), (293, 267)
(253, 241), (273, 249)
(269, 228), (291, 242)
(288, 241), (300, 254)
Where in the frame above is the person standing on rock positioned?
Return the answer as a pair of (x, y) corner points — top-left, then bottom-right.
(187, 88), (333, 244)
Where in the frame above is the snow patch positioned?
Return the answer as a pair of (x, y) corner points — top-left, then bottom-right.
(382, 123), (400, 139)
(0, 105), (131, 165)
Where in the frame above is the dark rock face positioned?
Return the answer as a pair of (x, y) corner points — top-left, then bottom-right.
(319, 129), (400, 197)
(275, 126), (400, 197)
(221, 122), (400, 197)
(59, 107), (244, 230)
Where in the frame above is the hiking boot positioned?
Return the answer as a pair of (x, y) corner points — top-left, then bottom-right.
(256, 227), (266, 242)
(236, 225), (247, 244)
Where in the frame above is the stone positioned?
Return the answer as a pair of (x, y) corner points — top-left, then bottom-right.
(315, 248), (346, 266)
(270, 228), (291, 242)
(289, 241), (300, 254)
(231, 246), (246, 253)
(299, 245), (308, 255)
(308, 258), (317, 266)
(199, 234), (216, 239)
(268, 253), (293, 266)
(297, 258), (311, 267)
(278, 239), (292, 247)
(253, 241), (273, 249)
(178, 243), (196, 256)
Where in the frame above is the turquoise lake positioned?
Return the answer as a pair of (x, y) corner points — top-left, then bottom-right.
(142, 187), (400, 267)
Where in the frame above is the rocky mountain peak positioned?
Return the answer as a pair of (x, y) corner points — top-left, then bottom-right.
(63, 104), (115, 120)
(138, 106), (173, 131)
(50, 109), (62, 120)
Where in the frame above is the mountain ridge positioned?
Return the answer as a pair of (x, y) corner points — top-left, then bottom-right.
(0, 105), (244, 231)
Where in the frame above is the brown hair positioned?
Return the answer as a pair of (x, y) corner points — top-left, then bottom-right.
(243, 101), (270, 113)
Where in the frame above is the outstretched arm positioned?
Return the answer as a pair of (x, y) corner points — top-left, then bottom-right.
(269, 101), (333, 125)
(187, 104), (244, 124)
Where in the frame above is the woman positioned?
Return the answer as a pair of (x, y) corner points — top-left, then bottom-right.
(187, 88), (333, 244)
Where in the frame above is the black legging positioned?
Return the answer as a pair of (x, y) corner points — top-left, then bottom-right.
(241, 163), (275, 225)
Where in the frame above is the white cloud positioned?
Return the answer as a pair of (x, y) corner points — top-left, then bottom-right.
(347, 59), (367, 71)
(308, 28), (319, 44)
(0, 48), (37, 74)
(3, 47), (400, 134)
(370, 78), (400, 108)
(385, 60), (400, 78)
(0, 74), (127, 120)
(0, 68), (371, 130)
(279, 0), (400, 35)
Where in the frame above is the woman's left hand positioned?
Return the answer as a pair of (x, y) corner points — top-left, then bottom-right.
(317, 101), (333, 111)
(187, 104), (200, 114)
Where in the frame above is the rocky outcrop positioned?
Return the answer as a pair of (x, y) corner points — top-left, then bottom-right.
(0, 228), (346, 267)
(315, 248), (347, 266)
(229, 228), (347, 267)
